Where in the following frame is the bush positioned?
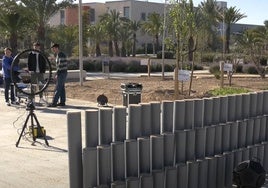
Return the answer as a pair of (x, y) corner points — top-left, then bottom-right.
(242, 64), (258, 74)
(209, 63), (221, 79)
(156, 51), (175, 59)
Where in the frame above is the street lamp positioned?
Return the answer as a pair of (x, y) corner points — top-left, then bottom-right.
(161, 0), (168, 79)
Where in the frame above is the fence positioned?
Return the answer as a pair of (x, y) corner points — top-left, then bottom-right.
(67, 90), (268, 188)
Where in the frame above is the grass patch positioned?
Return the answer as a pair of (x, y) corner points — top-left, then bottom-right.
(207, 87), (250, 97)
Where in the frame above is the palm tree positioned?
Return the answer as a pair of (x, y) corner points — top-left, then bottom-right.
(142, 12), (162, 54)
(129, 20), (141, 57)
(219, 6), (246, 54)
(0, 0), (31, 54)
(198, 0), (219, 51)
(99, 10), (121, 57)
(87, 23), (105, 56)
(236, 29), (265, 77)
(49, 25), (78, 56)
(19, 0), (74, 50)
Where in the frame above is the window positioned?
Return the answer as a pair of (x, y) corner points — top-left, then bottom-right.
(123, 7), (130, 18)
(90, 8), (95, 23)
(141, 12), (146, 21)
(60, 10), (65, 25)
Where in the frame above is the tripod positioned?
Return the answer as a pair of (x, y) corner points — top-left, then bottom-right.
(16, 98), (49, 147)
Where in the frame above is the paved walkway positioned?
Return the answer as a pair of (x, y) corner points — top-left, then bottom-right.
(0, 93), (97, 188)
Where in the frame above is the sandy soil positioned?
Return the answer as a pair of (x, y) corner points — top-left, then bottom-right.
(65, 75), (268, 106)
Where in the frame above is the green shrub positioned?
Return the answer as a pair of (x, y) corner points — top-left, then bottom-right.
(235, 64), (243, 73)
(207, 87), (250, 97)
(156, 51), (175, 59)
(201, 53), (215, 63)
(243, 65), (258, 74)
(110, 61), (127, 72)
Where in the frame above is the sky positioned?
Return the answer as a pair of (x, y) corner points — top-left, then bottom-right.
(74, 0), (267, 26)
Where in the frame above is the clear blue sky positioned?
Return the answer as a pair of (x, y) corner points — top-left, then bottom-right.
(74, 0), (267, 25)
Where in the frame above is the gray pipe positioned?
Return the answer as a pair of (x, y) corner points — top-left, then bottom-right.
(219, 96), (228, 123)
(233, 148), (243, 168)
(203, 98), (213, 127)
(139, 173), (153, 188)
(111, 181), (126, 188)
(206, 156), (217, 188)
(174, 130), (186, 163)
(137, 137), (150, 175)
(150, 101), (161, 135)
(193, 98), (203, 128)
(215, 155), (225, 188)
(140, 103), (152, 136)
(150, 135), (164, 171)
(126, 177), (139, 188)
(184, 99), (194, 129)
(186, 129), (195, 161)
(176, 163), (188, 188)
(195, 127), (206, 159)
(222, 122), (231, 153)
(256, 91), (264, 116)
(111, 142), (125, 182)
(187, 160), (199, 188)
(246, 118), (254, 146)
(99, 108), (113, 145)
(83, 147), (97, 188)
(242, 147), (250, 161)
(67, 111), (83, 188)
(124, 139), (138, 178)
(260, 115), (267, 142)
(235, 94), (242, 121)
(249, 92), (257, 118)
(173, 100), (185, 131)
(127, 104), (141, 139)
(161, 100), (174, 133)
(263, 91), (268, 114)
(253, 116), (261, 144)
(197, 159), (208, 188)
(97, 145), (111, 186)
(262, 142), (268, 172)
(162, 132), (175, 167)
(248, 145), (258, 160)
(214, 124), (223, 155)
(229, 121), (238, 151)
(205, 125), (216, 157)
(164, 166), (177, 188)
(113, 106), (127, 142)
(223, 151), (234, 187)
(256, 144), (264, 165)
(227, 95), (236, 122)
(237, 120), (247, 148)
(152, 170), (164, 188)
(241, 93), (250, 119)
(85, 109), (99, 147)
(212, 97), (220, 125)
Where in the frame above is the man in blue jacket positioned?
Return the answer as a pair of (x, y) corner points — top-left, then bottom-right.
(2, 47), (17, 106)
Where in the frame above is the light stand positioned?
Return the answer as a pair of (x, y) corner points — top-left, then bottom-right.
(16, 95), (49, 147)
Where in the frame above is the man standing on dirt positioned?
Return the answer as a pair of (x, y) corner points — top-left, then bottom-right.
(48, 43), (68, 107)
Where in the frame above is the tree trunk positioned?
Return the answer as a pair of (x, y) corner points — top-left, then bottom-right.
(108, 40), (113, 57)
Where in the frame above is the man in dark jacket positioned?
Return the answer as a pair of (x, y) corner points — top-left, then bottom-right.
(27, 42), (47, 103)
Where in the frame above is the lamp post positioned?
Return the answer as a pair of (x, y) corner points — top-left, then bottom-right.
(161, 0), (168, 80)
(78, 0), (83, 86)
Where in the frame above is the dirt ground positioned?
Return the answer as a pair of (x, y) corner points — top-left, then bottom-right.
(65, 75), (268, 106)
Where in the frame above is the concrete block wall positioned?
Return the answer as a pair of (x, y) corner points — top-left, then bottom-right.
(67, 91), (268, 188)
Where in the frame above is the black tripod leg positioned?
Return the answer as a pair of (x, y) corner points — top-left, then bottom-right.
(16, 114), (31, 147)
(32, 113), (49, 146)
